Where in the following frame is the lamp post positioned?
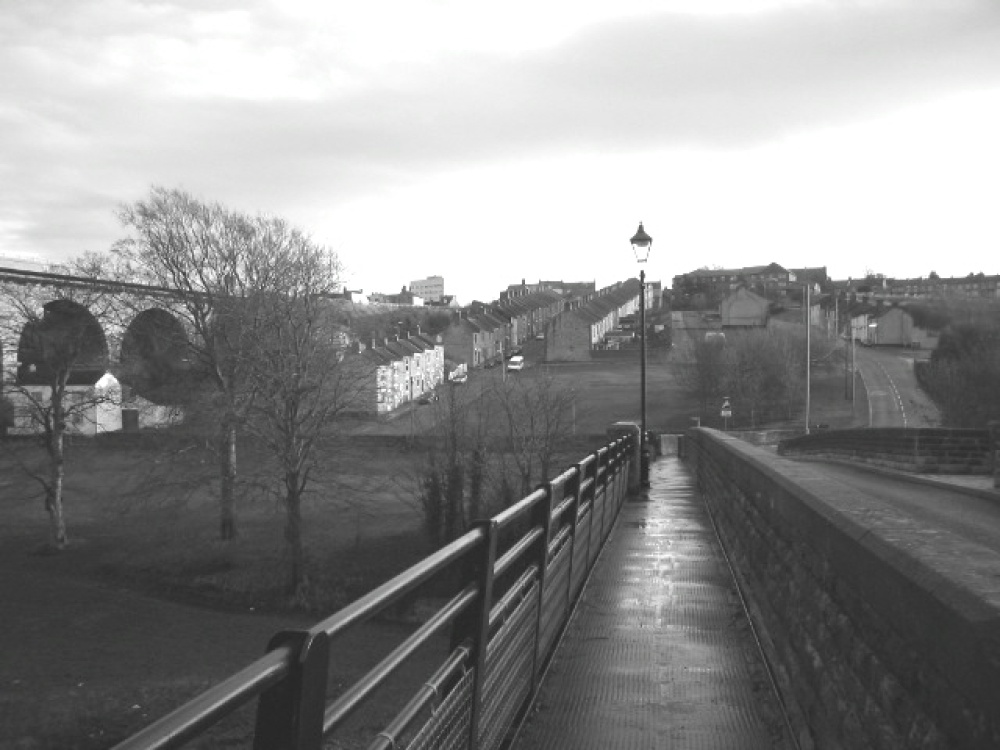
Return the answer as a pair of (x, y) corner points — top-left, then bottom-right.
(630, 222), (652, 487)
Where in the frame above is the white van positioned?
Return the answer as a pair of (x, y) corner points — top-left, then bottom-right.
(507, 355), (525, 372)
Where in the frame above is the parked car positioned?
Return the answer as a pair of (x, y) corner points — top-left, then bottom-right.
(417, 393), (439, 405)
(507, 355), (525, 372)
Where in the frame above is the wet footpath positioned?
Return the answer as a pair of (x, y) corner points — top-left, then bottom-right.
(512, 457), (795, 750)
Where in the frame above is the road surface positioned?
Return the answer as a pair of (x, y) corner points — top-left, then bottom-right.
(853, 345), (940, 428)
(807, 462), (1000, 550)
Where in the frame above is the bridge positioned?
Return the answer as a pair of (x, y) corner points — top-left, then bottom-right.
(0, 265), (196, 432)
(105, 423), (999, 750)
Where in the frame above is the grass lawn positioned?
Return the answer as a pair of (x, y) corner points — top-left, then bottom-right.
(0, 350), (857, 748)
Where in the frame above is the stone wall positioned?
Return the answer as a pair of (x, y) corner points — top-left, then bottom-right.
(685, 428), (1000, 750)
(779, 427), (992, 475)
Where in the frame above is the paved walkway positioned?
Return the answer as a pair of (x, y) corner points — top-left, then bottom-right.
(513, 458), (794, 750)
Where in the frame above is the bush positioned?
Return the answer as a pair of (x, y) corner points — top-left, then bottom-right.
(921, 323), (1000, 426)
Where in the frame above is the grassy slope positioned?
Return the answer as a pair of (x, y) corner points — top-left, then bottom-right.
(0, 352), (857, 748)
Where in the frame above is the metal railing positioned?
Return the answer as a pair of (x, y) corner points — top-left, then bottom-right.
(112, 434), (634, 750)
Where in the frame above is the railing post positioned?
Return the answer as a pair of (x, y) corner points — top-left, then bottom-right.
(613, 440), (627, 512)
(563, 466), (583, 606)
(582, 453), (599, 566)
(463, 520), (499, 750)
(253, 629), (330, 750)
(604, 443), (619, 535)
(529, 478), (557, 696)
(598, 448), (611, 543)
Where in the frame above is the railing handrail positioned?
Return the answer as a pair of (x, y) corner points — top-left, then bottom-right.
(313, 528), (486, 640)
(111, 433), (635, 750)
(111, 645), (295, 750)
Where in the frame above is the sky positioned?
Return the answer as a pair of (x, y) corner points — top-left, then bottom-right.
(3, 0), (1000, 304)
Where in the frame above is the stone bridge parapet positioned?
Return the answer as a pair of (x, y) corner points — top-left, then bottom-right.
(685, 427), (1000, 750)
(778, 427), (993, 475)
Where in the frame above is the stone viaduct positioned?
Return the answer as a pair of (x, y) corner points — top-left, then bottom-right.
(0, 265), (193, 432)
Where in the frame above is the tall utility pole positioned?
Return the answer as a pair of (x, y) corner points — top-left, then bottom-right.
(851, 329), (856, 409)
(805, 282), (811, 435)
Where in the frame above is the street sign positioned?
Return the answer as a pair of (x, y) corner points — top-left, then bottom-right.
(721, 398), (732, 419)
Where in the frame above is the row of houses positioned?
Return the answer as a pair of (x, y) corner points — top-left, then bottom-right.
(344, 279), (655, 411)
(546, 279), (645, 360)
(350, 331), (448, 415)
(839, 274), (1000, 300)
(343, 292), (565, 415)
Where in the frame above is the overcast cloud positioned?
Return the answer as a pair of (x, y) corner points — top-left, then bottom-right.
(3, 0), (1000, 300)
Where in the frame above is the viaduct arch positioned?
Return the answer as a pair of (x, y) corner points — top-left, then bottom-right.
(0, 266), (195, 429)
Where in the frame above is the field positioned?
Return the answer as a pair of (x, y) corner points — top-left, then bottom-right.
(0, 351), (857, 748)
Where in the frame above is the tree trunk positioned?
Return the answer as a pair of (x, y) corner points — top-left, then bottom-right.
(285, 475), (304, 595)
(422, 466), (444, 547)
(468, 448), (485, 521)
(444, 463), (464, 542)
(46, 427), (68, 549)
(218, 420), (238, 540)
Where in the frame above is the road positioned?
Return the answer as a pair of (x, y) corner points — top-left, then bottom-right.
(808, 462), (1000, 551)
(853, 345), (941, 428)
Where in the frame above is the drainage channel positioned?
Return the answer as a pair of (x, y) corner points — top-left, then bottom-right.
(511, 457), (796, 750)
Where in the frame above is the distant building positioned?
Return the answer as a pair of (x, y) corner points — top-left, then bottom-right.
(673, 263), (793, 301)
(343, 332), (445, 415)
(409, 275), (444, 302)
(441, 310), (508, 369)
(502, 279), (597, 300)
(369, 287), (425, 306)
(6, 372), (124, 436)
(885, 274), (1000, 300)
(545, 279), (646, 362)
(720, 287), (769, 328)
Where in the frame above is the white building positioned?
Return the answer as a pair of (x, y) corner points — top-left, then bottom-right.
(409, 275), (444, 302)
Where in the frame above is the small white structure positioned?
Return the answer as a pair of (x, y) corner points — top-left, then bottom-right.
(7, 371), (122, 436)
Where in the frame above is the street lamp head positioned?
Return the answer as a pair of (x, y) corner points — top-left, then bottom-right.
(630, 222), (652, 263)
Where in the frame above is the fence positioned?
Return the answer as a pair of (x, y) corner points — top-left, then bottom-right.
(111, 434), (635, 750)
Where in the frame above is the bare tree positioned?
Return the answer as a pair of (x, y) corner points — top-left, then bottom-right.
(674, 335), (727, 417)
(723, 328), (806, 426)
(493, 372), (576, 495)
(238, 233), (367, 596)
(116, 187), (286, 539)
(677, 326), (812, 427)
(0, 258), (124, 548)
(416, 378), (490, 547)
